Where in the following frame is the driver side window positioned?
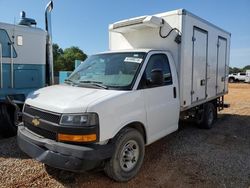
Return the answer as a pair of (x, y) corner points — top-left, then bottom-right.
(138, 54), (172, 89)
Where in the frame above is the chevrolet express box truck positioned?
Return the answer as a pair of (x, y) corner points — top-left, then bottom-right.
(18, 9), (230, 181)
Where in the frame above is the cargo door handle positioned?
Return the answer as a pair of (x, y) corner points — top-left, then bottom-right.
(200, 79), (206, 86)
(173, 87), (177, 98)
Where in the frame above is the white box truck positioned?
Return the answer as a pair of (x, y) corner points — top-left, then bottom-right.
(17, 9), (230, 181)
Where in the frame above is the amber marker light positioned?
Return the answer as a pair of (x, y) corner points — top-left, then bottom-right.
(58, 133), (97, 142)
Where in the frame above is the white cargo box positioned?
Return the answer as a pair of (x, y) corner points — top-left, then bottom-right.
(109, 9), (231, 111)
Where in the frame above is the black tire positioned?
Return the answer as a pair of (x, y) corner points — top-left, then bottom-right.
(0, 104), (17, 138)
(229, 77), (234, 83)
(104, 128), (145, 182)
(198, 103), (216, 129)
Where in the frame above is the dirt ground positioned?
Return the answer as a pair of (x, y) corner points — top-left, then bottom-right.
(0, 83), (249, 188)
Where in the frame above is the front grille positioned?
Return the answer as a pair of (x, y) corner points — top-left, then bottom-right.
(24, 122), (57, 140)
(24, 105), (61, 124)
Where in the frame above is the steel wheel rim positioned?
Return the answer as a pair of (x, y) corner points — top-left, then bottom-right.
(119, 140), (139, 172)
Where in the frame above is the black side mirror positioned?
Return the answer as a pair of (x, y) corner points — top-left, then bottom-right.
(151, 69), (164, 86)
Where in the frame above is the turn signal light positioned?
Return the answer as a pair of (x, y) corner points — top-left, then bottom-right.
(58, 133), (97, 142)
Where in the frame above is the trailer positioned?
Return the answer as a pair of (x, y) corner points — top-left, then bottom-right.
(0, 1), (53, 137)
(18, 9), (230, 181)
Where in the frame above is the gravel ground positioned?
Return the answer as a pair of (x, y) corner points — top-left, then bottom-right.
(0, 83), (250, 188)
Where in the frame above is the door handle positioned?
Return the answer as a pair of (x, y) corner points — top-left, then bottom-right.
(173, 87), (177, 98)
(200, 79), (206, 86)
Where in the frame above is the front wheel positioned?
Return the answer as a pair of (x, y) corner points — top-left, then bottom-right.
(104, 128), (145, 182)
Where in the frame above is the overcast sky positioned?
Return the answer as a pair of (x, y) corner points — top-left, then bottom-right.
(0, 0), (249, 68)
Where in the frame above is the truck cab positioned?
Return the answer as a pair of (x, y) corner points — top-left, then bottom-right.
(18, 49), (180, 181)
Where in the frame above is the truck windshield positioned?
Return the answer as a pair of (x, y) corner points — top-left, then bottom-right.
(67, 52), (146, 90)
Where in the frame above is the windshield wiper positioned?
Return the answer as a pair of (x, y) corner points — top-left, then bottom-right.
(79, 80), (108, 89)
(64, 79), (74, 85)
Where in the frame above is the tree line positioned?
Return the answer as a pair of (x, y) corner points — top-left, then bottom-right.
(229, 65), (250, 74)
(53, 43), (87, 72)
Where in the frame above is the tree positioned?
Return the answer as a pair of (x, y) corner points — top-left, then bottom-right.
(229, 67), (241, 74)
(243, 65), (250, 71)
(53, 43), (64, 72)
(53, 43), (63, 61)
(63, 46), (87, 71)
(52, 44), (87, 72)
(229, 65), (250, 74)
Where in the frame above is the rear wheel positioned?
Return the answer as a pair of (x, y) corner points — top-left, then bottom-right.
(229, 77), (234, 83)
(104, 128), (145, 182)
(198, 103), (216, 129)
(0, 104), (17, 137)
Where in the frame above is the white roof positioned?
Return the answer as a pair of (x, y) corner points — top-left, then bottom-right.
(0, 22), (46, 35)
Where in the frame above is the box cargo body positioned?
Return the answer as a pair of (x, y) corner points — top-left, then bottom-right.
(109, 9), (231, 111)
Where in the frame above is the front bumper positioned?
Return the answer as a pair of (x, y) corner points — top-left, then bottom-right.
(17, 124), (114, 172)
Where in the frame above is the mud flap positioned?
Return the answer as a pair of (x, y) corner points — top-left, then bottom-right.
(0, 96), (21, 137)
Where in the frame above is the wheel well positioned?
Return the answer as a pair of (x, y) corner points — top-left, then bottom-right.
(122, 122), (147, 144)
(211, 99), (217, 108)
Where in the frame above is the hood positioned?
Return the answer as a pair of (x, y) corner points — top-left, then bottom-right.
(25, 84), (126, 113)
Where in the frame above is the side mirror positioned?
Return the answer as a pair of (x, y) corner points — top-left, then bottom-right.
(151, 69), (164, 86)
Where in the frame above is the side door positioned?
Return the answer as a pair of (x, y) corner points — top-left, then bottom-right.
(239, 73), (246, 81)
(216, 36), (227, 94)
(137, 52), (179, 144)
(191, 27), (208, 103)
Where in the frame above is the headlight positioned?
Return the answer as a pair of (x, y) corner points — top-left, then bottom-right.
(60, 113), (98, 126)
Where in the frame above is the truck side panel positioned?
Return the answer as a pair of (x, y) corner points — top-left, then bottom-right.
(0, 63), (45, 100)
(0, 23), (46, 101)
(180, 12), (230, 110)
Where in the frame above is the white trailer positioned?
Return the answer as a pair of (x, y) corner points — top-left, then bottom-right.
(18, 9), (230, 182)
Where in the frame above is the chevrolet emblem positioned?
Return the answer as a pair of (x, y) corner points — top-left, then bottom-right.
(32, 118), (40, 126)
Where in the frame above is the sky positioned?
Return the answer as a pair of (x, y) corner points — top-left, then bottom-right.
(0, 0), (249, 68)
